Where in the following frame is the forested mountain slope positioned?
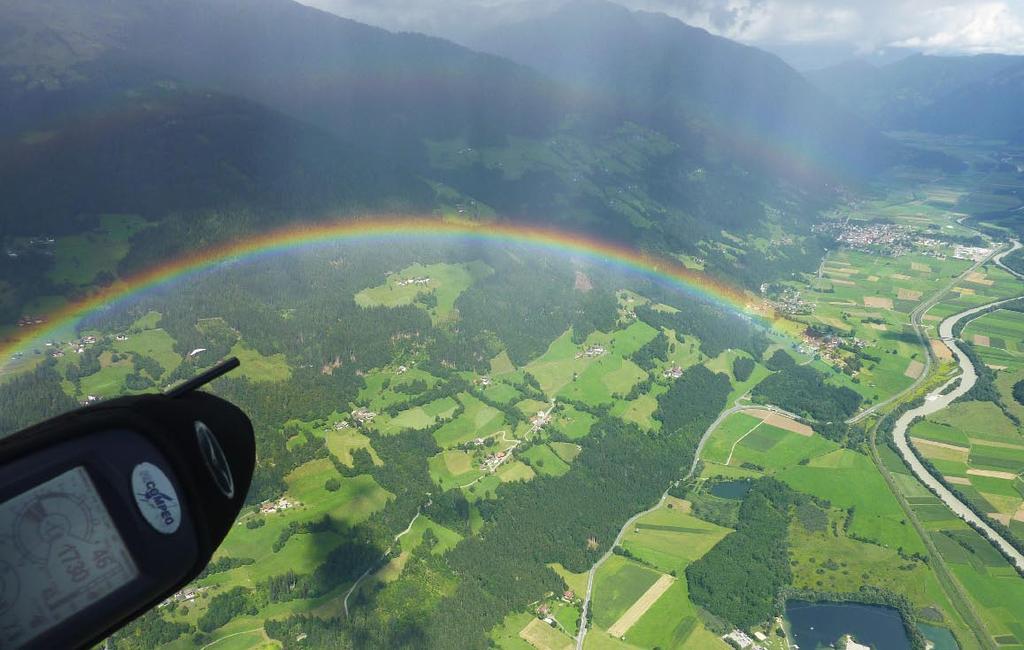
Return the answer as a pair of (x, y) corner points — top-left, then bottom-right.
(462, 0), (913, 178)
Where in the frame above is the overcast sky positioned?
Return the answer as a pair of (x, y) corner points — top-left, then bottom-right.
(301, 0), (1024, 67)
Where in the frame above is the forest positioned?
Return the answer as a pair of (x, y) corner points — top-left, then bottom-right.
(752, 350), (862, 422)
(687, 479), (806, 628)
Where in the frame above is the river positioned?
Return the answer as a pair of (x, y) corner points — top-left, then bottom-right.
(889, 241), (1024, 573)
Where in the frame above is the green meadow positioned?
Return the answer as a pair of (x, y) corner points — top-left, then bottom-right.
(521, 443), (572, 476)
(354, 261), (490, 323)
(779, 449), (926, 553)
(48, 214), (149, 286)
(433, 392), (505, 448)
(372, 396), (458, 436)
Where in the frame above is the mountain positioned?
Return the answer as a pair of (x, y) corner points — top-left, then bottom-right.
(0, 0), (565, 150)
(0, 0), (931, 307)
(0, 84), (433, 236)
(461, 0), (905, 177)
(807, 53), (1024, 138)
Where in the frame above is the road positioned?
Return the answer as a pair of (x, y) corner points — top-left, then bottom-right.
(848, 242), (1007, 424)
(889, 292), (1024, 572)
(574, 401), (794, 650)
(343, 509), (421, 618)
(884, 239), (1024, 573)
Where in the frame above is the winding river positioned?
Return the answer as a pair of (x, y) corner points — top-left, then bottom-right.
(889, 240), (1024, 572)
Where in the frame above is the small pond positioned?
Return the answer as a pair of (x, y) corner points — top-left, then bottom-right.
(919, 623), (959, 650)
(708, 479), (752, 500)
(786, 600), (911, 650)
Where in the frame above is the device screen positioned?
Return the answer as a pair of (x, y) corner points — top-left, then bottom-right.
(0, 466), (138, 646)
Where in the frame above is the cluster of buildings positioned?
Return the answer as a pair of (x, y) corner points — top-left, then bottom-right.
(722, 629), (768, 649)
(799, 329), (865, 364)
(575, 345), (606, 359)
(159, 586), (208, 608)
(530, 408), (552, 433)
(662, 365), (684, 379)
(813, 221), (913, 256)
(953, 244), (993, 261)
(762, 286), (813, 316)
(396, 276), (430, 287)
(259, 496), (298, 515)
(351, 407), (376, 424)
(479, 449), (510, 472)
(15, 315), (45, 327)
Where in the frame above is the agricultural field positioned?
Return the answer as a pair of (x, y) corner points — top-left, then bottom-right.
(911, 401), (1024, 531)
(354, 261), (491, 323)
(779, 449), (926, 554)
(590, 555), (664, 630)
(792, 248), (975, 403)
(371, 396), (459, 436)
(963, 308), (1024, 371)
(583, 495), (733, 649)
(926, 263), (1023, 322)
(700, 410), (835, 471)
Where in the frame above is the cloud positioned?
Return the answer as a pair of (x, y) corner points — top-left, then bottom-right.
(629, 0), (1024, 54)
(300, 0), (1024, 56)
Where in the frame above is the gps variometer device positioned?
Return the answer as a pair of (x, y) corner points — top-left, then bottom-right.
(0, 358), (254, 649)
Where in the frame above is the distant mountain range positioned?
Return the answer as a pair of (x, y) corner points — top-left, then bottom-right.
(0, 0), (950, 253)
(808, 53), (1024, 139)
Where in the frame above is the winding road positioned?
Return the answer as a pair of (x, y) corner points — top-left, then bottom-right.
(343, 509), (421, 618)
(574, 401), (796, 649)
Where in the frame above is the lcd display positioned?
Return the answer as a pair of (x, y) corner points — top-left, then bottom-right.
(0, 466), (138, 647)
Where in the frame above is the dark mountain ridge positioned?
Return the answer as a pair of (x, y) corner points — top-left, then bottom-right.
(463, 0), (907, 177)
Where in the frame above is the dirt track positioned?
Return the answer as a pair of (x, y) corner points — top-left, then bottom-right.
(606, 574), (675, 638)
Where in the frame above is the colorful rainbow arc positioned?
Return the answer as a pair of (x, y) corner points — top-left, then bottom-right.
(1, 216), (779, 361)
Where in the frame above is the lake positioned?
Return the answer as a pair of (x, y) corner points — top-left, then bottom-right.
(786, 600), (911, 649)
(708, 479), (752, 500)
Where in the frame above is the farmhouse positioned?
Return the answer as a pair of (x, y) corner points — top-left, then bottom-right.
(575, 345), (607, 359)
(663, 365), (683, 379)
(351, 407), (376, 424)
(530, 410), (551, 431)
(397, 276), (430, 287)
(115, 333), (129, 342)
(723, 630), (757, 649)
(259, 496), (297, 514)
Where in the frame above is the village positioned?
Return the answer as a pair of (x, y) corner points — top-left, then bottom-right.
(798, 327), (866, 366)
(761, 285), (814, 316)
(813, 221), (914, 256)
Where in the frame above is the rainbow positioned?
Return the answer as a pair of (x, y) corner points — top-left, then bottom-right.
(1, 216), (779, 362)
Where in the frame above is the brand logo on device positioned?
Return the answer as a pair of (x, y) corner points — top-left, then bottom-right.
(132, 462), (181, 534)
